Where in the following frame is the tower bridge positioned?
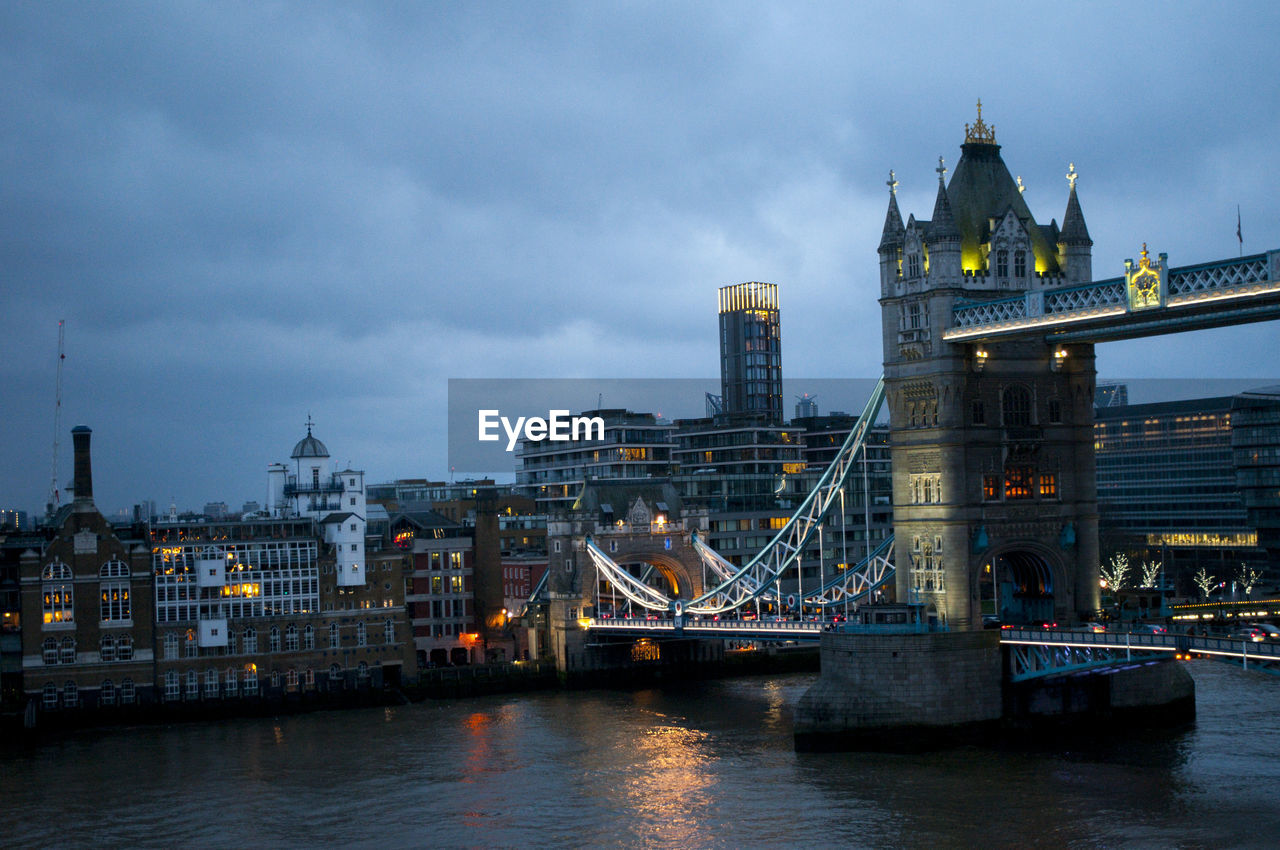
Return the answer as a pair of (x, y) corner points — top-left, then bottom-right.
(533, 106), (1279, 744)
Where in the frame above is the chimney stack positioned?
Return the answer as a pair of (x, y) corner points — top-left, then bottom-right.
(71, 425), (93, 509)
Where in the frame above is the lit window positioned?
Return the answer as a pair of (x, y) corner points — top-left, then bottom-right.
(243, 665), (259, 695)
(450, 576), (464, 593)
(1004, 466), (1034, 500)
(1039, 473), (1058, 499)
(100, 580), (130, 622)
(450, 552), (463, 570)
(42, 563), (74, 625)
(983, 475), (1000, 501)
(184, 630), (197, 658)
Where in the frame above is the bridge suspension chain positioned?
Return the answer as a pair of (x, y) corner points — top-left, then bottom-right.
(584, 376), (889, 615)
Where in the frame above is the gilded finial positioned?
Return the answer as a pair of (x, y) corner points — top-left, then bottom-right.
(936, 156), (947, 183)
(887, 169), (898, 195)
(964, 98), (997, 144)
(1016, 175), (1025, 195)
(1140, 242), (1150, 268)
(1066, 162), (1078, 191)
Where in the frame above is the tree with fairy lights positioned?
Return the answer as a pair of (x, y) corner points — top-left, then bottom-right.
(1139, 560), (1162, 589)
(1193, 565), (1215, 600)
(1236, 563), (1263, 598)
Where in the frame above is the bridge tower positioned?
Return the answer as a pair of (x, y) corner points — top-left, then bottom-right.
(878, 105), (1100, 630)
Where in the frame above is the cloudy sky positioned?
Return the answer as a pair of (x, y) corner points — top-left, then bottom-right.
(3, 1), (1279, 517)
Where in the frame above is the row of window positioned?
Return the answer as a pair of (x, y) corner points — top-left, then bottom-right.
(983, 469), (1058, 501)
(42, 635), (135, 664)
(43, 679), (136, 709)
(162, 620), (396, 659)
(161, 663), (370, 700)
(42, 560), (130, 581)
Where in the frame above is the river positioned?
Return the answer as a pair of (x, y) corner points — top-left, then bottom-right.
(3, 661), (1279, 848)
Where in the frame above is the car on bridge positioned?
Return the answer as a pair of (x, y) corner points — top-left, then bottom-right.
(1082, 621), (1107, 633)
(1230, 626), (1268, 642)
(1246, 623), (1280, 641)
(1131, 623), (1167, 635)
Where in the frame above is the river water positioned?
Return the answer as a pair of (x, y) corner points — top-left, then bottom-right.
(3, 661), (1279, 848)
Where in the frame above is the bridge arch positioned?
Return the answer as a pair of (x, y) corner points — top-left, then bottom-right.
(979, 543), (1066, 625)
(604, 550), (703, 601)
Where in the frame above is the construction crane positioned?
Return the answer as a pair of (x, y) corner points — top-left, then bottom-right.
(47, 320), (65, 520)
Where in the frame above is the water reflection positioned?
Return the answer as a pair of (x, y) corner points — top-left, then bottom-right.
(1, 662), (1277, 847)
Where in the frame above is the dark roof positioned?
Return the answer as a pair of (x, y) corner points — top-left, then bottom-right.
(1060, 183), (1092, 245)
(569, 479), (684, 516)
(878, 191), (905, 252)
(319, 511), (356, 524)
(388, 509), (461, 530)
(947, 142), (1061, 274)
(291, 424), (330, 459)
(928, 176), (960, 243)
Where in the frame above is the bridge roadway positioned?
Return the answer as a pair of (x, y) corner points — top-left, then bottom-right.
(584, 618), (1280, 671)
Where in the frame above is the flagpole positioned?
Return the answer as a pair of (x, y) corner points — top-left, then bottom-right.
(1237, 205), (1243, 257)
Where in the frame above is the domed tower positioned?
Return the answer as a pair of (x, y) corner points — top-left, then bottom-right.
(878, 103), (1098, 630)
(276, 417), (366, 587)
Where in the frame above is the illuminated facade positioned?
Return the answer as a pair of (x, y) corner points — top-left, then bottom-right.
(391, 510), (478, 668)
(149, 517), (410, 701)
(719, 281), (783, 424)
(516, 410), (676, 510)
(878, 106), (1099, 628)
(19, 427), (158, 715)
(1094, 392), (1277, 591)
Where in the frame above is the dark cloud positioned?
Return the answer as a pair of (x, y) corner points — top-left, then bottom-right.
(3, 1), (1279, 515)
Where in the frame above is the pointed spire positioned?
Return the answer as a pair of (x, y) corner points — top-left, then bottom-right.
(878, 169), (904, 253)
(1060, 163), (1092, 245)
(928, 157), (960, 244)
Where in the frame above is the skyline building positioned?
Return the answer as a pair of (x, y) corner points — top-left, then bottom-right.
(718, 281), (783, 424)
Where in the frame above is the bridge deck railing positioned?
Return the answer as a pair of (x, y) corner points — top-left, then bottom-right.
(1000, 628), (1280, 663)
(945, 251), (1278, 340)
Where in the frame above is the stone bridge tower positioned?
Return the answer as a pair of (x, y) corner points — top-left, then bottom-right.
(878, 105), (1100, 630)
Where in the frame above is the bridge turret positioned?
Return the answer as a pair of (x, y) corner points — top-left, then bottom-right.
(878, 171), (905, 297)
(925, 159), (963, 285)
(1057, 163), (1093, 284)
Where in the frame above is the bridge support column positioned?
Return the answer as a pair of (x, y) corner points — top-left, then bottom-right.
(794, 630), (1002, 751)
